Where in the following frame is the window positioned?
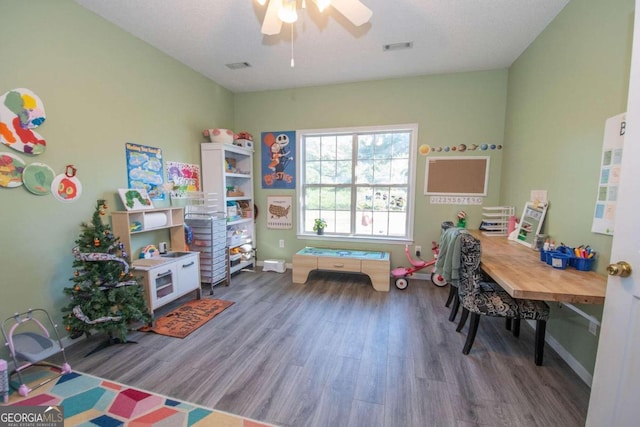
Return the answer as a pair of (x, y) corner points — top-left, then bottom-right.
(297, 124), (418, 242)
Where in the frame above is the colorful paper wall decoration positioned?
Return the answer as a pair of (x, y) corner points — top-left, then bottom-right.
(0, 152), (26, 188)
(51, 164), (82, 202)
(166, 161), (200, 197)
(0, 88), (47, 155)
(22, 162), (55, 195)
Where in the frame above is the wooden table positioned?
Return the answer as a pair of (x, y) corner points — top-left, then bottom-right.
(471, 230), (607, 304)
(293, 247), (391, 292)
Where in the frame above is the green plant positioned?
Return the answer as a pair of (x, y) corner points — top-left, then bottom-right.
(313, 218), (327, 232)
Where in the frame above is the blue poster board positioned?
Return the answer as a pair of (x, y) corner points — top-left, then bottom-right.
(125, 142), (165, 201)
(261, 130), (295, 189)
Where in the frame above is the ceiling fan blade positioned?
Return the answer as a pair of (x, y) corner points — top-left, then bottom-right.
(262, 0), (284, 35)
(329, 0), (372, 27)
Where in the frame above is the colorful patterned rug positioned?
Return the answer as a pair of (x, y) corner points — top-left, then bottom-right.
(140, 298), (234, 338)
(5, 367), (274, 426)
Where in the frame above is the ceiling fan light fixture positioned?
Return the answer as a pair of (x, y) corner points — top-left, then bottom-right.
(256, 0), (267, 5)
(278, 0), (298, 23)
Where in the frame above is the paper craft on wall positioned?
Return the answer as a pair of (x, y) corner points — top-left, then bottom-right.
(51, 165), (82, 202)
(22, 162), (55, 195)
(0, 152), (25, 188)
(118, 188), (154, 211)
(166, 161), (200, 198)
(592, 113), (625, 235)
(262, 131), (295, 189)
(267, 195), (293, 229)
(125, 142), (164, 201)
(0, 88), (47, 155)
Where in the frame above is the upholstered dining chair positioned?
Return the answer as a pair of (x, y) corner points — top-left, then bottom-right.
(455, 232), (550, 365)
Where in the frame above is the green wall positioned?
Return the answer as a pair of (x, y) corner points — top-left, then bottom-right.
(235, 71), (508, 264)
(0, 0), (233, 357)
(502, 0), (634, 375)
(0, 0), (634, 379)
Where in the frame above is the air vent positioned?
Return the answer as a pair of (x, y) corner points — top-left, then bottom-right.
(383, 42), (413, 52)
(225, 62), (252, 70)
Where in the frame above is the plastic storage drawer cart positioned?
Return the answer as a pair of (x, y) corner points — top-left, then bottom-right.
(186, 213), (229, 293)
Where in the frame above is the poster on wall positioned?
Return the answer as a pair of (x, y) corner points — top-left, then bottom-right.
(266, 195), (293, 229)
(125, 142), (164, 201)
(591, 112), (625, 235)
(261, 131), (295, 189)
(166, 161), (200, 198)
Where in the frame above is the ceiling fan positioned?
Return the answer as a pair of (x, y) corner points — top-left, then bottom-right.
(256, 0), (373, 36)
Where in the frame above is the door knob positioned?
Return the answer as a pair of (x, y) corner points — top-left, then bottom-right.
(607, 261), (632, 277)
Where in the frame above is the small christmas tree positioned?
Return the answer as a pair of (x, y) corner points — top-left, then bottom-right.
(62, 199), (151, 343)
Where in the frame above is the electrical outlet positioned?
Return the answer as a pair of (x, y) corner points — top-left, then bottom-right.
(279, 239), (285, 248)
(589, 321), (597, 335)
(415, 245), (422, 256)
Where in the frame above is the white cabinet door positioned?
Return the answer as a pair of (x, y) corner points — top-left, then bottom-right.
(176, 253), (200, 295)
(147, 264), (177, 310)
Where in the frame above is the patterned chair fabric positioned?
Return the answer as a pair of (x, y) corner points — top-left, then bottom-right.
(456, 233), (550, 365)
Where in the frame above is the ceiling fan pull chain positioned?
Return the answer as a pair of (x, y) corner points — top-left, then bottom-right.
(290, 23), (295, 68)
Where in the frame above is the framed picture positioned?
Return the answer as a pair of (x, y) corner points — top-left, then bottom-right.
(266, 195), (293, 229)
(514, 201), (548, 248)
(118, 188), (155, 211)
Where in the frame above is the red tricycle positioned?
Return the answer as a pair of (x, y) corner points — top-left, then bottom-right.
(391, 242), (448, 290)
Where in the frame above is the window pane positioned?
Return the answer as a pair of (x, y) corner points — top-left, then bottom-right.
(320, 187), (336, 209)
(388, 212), (407, 236)
(355, 211), (374, 235)
(357, 187), (374, 210)
(356, 159), (374, 183)
(306, 137), (321, 160)
(336, 160), (352, 184)
(320, 161), (337, 184)
(373, 133), (393, 159)
(373, 187), (389, 211)
(335, 187), (352, 210)
(357, 135), (374, 159)
(390, 188), (408, 211)
(336, 135), (353, 160)
(389, 158), (408, 184)
(392, 133), (410, 158)
(305, 187), (320, 209)
(335, 211), (351, 233)
(306, 160), (321, 184)
(373, 160), (391, 184)
(372, 211), (389, 235)
(321, 136), (337, 160)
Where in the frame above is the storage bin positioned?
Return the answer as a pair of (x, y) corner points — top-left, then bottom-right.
(545, 251), (557, 265)
(550, 253), (570, 269)
(573, 257), (595, 271)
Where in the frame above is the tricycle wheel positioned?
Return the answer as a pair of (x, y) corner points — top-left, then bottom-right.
(395, 277), (409, 290)
(430, 271), (448, 287)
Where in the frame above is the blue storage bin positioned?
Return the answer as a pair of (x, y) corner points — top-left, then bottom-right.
(550, 253), (570, 269)
(573, 257), (595, 271)
(545, 251), (557, 265)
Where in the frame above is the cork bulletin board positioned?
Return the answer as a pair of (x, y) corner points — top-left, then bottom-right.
(424, 156), (490, 196)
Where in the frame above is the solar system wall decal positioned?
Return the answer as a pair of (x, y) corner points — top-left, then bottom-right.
(418, 143), (503, 156)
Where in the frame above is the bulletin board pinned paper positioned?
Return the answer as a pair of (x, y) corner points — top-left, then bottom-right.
(592, 113), (625, 235)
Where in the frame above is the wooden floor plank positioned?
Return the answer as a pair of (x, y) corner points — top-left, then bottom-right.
(60, 269), (591, 427)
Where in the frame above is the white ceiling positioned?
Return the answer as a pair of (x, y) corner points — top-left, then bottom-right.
(74, 0), (570, 93)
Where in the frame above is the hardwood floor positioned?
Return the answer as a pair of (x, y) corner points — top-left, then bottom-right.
(61, 269), (590, 426)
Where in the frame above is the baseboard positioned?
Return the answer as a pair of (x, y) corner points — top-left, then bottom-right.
(525, 319), (593, 386)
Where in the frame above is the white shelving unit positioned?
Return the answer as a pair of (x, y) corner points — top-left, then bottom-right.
(481, 206), (515, 236)
(201, 143), (255, 275)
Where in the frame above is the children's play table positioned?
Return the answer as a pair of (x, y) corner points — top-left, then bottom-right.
(292, 247), (390, 291)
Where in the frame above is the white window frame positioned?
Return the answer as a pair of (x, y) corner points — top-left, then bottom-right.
(296, 123), (418, 244)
